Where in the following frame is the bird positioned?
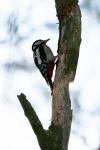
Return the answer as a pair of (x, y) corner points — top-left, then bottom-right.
(32, 38), (57, 92)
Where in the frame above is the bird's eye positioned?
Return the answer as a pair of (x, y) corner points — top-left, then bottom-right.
(34, 40), (43, 46)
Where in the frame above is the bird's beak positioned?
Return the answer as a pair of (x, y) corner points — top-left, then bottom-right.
(44, 38), (50, 43)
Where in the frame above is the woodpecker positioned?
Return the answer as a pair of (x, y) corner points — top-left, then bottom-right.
(32, 39), (57, 91)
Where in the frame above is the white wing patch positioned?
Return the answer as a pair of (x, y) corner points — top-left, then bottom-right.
(35, 48), (41, 65)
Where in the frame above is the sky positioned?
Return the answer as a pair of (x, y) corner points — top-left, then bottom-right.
(0, 0), (100, 150)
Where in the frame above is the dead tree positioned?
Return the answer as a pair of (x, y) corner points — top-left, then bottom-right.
(17, 0), (81, 149)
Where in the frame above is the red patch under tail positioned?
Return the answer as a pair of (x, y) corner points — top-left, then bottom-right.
(48, 61), (55, 78)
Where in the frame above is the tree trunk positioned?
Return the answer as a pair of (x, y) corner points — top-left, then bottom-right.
(52, 0), (81, 149)
(17, 0), (81, 150)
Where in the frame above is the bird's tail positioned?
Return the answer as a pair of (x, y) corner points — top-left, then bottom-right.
(44, 75), (53, 91)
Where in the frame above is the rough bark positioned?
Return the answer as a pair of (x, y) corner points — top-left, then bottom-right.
(52, 0), (81, 149)
(17, 0), (81, 150)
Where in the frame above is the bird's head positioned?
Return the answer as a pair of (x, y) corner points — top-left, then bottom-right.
(32, 38), (50, 52)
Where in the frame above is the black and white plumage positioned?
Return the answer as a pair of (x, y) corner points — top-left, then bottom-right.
(32, 39), (56, 91)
